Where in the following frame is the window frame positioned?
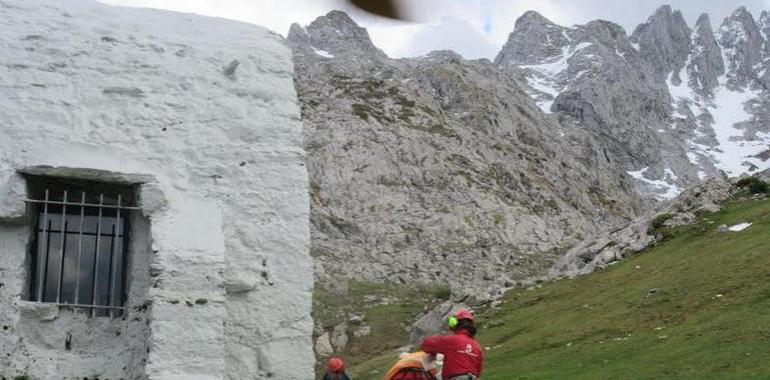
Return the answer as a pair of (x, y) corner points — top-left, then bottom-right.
(24, 176), (138, 318)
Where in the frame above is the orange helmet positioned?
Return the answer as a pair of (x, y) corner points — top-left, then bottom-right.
(327, 357), (345, 373)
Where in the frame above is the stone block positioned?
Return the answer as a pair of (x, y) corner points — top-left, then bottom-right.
(18, 301), (59, 322)
(0, 172), (28, 225)
(139, 182), (167, 217)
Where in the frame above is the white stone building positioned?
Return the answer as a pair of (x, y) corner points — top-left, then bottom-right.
(0, 0), (314, 378)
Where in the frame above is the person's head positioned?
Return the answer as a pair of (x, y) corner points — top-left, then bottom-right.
(327, 357), (345, 374)
(448, 309), (477, 337)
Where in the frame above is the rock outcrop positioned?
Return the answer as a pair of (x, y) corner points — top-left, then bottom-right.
(687, 14), (725, 95)
(502, 5), (770, 199)
(717, 7), (764, 90)
(409, 302), (468, 344)
(631, 5), (692, 83)
(495, 10), (571, 67)
(497, 9), (709, 200)
(551, 177), (734, 277)
(288, 10), (387, 61)
(758, 168), (770, 181)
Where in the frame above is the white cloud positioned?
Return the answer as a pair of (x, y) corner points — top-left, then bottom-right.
(405, 17), (499, 59)
(97, 0), (770, 59)
(368, 17), (497, 59)
(96, 0), (565, 58)
(367, 0), (571, 59)
(365, 23), (425, 58)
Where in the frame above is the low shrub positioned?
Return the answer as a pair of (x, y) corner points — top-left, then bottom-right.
(736, 177), (769, 194)
(650, 213), (673, 230)
(432, 287), (452, 301)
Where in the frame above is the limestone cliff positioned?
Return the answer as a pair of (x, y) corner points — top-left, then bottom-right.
(289, 12), (641, 299)
(500, 5), (770, 199)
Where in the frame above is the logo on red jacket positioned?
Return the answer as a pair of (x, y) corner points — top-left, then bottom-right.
(457, 344), (479, 357)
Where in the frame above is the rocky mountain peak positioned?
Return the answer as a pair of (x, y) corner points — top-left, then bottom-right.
(581, 19), (633, 48)
(719, 6), (762, 41)
(516, 10), (560, 29)
(729, 6), (753, 20)
(687, 13), (725, 94)
(717, 6), (765, 88)
(310, 10), (367, 37)
(495, 11), (569, 65)
(759, 11), (770, 53)
(630, 5), (692, 83)
(287, 10), (386, 60)
(760, 10), (770, 27)
(693, 12), (716, 43)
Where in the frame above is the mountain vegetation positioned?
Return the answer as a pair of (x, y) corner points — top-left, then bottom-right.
(352, 190), (770, 379)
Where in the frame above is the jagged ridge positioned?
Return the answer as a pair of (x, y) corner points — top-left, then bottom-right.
(500, 5), (770, 200)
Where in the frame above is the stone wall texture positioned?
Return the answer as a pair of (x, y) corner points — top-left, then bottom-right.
(0, 0), (314, 379)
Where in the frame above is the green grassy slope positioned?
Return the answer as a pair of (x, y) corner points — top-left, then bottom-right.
(314, 281), (450, 375)
(352, 197), (770, 379)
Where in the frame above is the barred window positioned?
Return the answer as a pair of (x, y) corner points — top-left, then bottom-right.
(25, 176), (137, 317)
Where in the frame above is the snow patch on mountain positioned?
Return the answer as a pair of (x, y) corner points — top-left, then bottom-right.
(668, 54), (768, 177)
(710, 83), (767, 175)
(520, 42), (593, 113)
(312, 47), (335, 58)
(525, 75), (559, 111)
(666, 19), (770, 177)
(627, 167), (681, 200)
(668, 69), (697, 104)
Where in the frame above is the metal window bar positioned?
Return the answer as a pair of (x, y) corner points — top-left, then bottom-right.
(74, 192), (85, 305)
(56, 190), (67, 304)
(26, 189), (131, 318)
(109, 195), (121, 318)
(91, 194), (104, 317)
(36, 190), (49, 302)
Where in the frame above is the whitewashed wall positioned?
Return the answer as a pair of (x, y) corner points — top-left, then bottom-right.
(0, 0), (314, 378)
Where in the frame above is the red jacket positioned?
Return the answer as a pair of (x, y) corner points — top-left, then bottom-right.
(420, 329), (484, 378)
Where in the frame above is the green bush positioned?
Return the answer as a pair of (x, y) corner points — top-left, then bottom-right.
(650, 213), (673, 230)
(736, 177), (769, 194)
(735, 177), (754, 187)
(751, 181), (769, 194)
(432, 287), (452, 301)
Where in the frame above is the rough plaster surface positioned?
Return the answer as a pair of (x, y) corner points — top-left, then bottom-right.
(0, 0), (313, 378)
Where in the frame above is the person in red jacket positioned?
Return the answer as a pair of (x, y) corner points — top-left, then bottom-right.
(420, 309), (484, 380)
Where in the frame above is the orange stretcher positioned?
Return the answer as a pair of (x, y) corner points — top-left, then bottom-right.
(383, 351), (438, 380)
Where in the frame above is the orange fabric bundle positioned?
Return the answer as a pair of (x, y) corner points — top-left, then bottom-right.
(383, 351), (437, 380)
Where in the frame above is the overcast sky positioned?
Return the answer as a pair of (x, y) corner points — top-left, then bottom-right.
(99, 0), (770, 60)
